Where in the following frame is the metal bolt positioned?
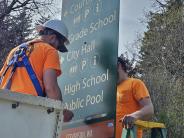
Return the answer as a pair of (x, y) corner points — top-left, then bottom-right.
(12, 102), (19, 109)
(47, 108), (54, 114)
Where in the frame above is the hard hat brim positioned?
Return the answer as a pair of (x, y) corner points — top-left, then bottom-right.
(58, 44), (68, 53)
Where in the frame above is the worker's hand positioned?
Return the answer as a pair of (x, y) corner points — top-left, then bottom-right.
(63, 109), (74, 122)
(119, 114), (136, 129)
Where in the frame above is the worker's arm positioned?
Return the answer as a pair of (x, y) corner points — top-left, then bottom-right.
(43, 69), (74, 122)
(129, 97), (154, 120)
(43, 69), (62, 100)
(120, 97), (154, 128)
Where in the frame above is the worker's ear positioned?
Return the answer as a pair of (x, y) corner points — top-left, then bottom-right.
(46, 35), (56, 45)
(47, 34), (56, 40)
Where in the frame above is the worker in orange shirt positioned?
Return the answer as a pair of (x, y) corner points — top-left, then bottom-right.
(0, 19), (73, 122)
(116, 56), (154, 138)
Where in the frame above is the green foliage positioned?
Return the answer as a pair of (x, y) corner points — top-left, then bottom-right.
(0, 10), (33, 68)
(138, 1), (184, 137)
(0, 0), (59, 69)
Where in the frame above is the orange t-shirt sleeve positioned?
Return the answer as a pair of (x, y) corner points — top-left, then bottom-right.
(133, 79), (150, 101)
(43, 49), (61, 76)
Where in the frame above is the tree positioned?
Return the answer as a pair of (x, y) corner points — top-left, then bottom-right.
(138, 1), (184, 137)
(0, 0), (60, 68)
(0, 0), (56, 21)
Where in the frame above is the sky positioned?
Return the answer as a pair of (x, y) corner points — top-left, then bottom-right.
(118, 0), (155, 56)
(59, 0), (155, 56)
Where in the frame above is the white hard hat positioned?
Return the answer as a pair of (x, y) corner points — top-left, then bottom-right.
(36, 19), (69, 52)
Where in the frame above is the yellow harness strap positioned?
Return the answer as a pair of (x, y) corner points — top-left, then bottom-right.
(135, 120), (166, 129)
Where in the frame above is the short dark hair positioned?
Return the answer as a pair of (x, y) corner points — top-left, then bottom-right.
(118, 57), (127, 72)
(39, 27), (66, 42)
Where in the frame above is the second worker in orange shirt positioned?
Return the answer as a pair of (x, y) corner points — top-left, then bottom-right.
(116, 56), (154, 138)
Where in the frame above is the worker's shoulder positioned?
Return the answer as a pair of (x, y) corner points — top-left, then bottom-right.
(27, 38), (54, 50)
(32, 42), (58, 56)
(131, 78), (145, 85)
(33, 41), (55, 50)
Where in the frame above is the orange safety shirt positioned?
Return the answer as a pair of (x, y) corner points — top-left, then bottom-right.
(116, 78), (150, 138)
(0, 39), (61, 96)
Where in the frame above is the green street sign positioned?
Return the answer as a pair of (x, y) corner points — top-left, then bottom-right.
(58, 0), (119, 137)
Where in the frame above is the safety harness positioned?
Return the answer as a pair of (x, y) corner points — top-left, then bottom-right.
(0, 43), (45, 97)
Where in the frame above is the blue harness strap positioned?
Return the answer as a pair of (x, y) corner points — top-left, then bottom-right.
(21, 52), (44, 97)
(1, 43), (45, 97)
